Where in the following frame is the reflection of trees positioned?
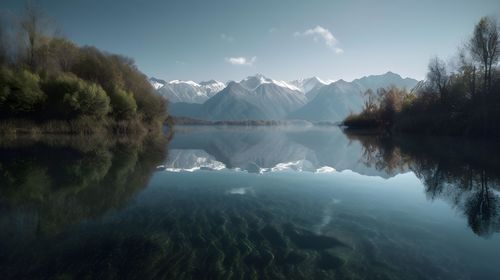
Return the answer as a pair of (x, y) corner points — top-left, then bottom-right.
(344, 133), (408, 176)
(345, 131), (500, 237)
(0, 133), (169, 236)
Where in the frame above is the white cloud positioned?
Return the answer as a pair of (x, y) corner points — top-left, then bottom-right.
(268, 27), (277, 33)
(294, 25), (343, 53)
(225, 56), (256, 66)
(220, 33), (234, 42)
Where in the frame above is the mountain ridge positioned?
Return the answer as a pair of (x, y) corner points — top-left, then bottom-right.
(152, 72), (420, 122)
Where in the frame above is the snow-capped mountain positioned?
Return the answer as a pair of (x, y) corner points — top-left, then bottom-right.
(239, 74), (301, 91)
(200, 75), (307, 120)
(289, 76), (331, 96)
(149, 77), (167, 90)
(159, 72), (419, 122)
(289, 72), (419, 122)
(149, 78), (225, 104)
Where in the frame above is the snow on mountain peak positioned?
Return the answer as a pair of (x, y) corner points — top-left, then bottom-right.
(151, 78), (226, 103)
(289, 76), (331, 93)
(149, 77), (167, 90)
(240, 74), (301, 92)
(168, 80), (200, 87)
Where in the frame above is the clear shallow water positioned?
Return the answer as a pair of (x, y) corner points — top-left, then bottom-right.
(0, 127), (499, 279)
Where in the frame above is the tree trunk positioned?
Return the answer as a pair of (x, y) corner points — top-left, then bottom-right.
(472, 66), (476, 97)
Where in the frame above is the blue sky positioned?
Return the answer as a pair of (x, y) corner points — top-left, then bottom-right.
(2, 0), (499, 81)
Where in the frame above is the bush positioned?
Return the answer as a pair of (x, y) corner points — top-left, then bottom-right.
(0, 68), (46, 117)
(108, 86), (137, 119)
(71, 47), (167, 126)
(343, 86), (409, 130)
(343, 112), (379, 128)
(42, 73), (110, 119)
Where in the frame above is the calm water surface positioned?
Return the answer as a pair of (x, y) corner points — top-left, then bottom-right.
(0, 126), (499, 279)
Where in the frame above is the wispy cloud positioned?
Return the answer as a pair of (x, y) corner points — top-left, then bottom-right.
(268, 27), (277, 34)
(225, 56), (256, 66)
(220, 33), (234, 42)
(294, 25), (343, 54)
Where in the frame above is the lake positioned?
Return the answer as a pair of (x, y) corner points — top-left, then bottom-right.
(1, 126), (499, 279)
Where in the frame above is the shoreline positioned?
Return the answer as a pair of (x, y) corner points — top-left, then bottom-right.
(0, 118), (166, 136)
(170, 116), (339, 127)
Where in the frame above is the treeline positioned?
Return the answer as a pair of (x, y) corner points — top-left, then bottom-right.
(344, 16), (500, 137)
(0, 3), (167, 134)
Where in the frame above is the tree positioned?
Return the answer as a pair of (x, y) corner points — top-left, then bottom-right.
(362, 89), (377, 113)
(108, 86), (137, 119)
(20, 1), (52, 71)
(42, 74), (110, 119)
(0, 19), (6, 65)
(469, 16), (500, 94)
(427, 57), (449, 102)
(0, 68), (46, 116)
(34, 37), (79, 76)
(457, 48), (477, 98)
(377, 86), (407, 126)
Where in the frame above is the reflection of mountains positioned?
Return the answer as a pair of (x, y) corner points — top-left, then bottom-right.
(346, 132), (500, 237)
(165, 127), (402, 177)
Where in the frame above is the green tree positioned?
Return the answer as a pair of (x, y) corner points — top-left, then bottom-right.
(108, 86), (137, 119)
(0, 68), (45, 117)
(43, 74), (110, 119)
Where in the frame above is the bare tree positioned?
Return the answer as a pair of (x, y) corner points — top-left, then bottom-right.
(427, 56), (449, 102)
(362, 89), (377, 113)
(0, 19), (5, 65)
(468, 16), (500, 94)
(20, 1), (52, 70)
(457, 48), (477, 98)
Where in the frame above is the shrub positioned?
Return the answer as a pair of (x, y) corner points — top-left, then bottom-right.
(42, 73), (110, 119)
(0, 68), (46, 117)
(108, 86), (137, 120)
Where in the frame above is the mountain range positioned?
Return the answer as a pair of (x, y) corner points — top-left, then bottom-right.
(153, 78), (225, 103)
(150, 72), (419, 122)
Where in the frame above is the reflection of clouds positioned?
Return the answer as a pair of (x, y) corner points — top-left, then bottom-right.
(315, 198), (341, 234)
(227, 187), (254, 195)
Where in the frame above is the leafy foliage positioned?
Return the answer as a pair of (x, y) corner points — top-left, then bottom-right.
(0, 67), (46, 116)
(0, 5), (168, 133)
(42, 73), (110, 119)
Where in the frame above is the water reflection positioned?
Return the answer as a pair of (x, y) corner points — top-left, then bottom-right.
(345, 131), (500, 237)
(163, 126), (396, 177)
(0, 134), (168, 237)
(1, 127), (499, 279)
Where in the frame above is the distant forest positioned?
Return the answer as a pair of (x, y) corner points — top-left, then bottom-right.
(344, 16), (500, 137)
(0, 3), (168, 134)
